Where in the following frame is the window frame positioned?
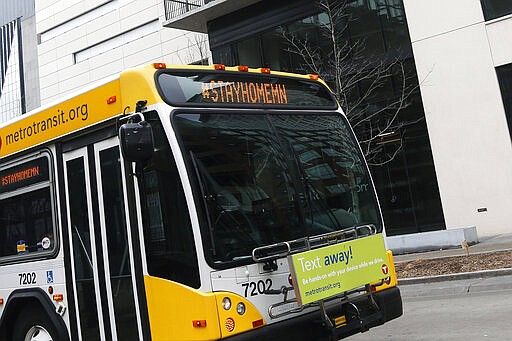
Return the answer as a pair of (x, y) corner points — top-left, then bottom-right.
(0, 150), (59, 264)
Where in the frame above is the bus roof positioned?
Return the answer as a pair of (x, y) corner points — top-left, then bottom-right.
(0, 64), (330, 159)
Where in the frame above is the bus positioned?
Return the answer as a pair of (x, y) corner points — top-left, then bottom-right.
(0, 63), (402, 341)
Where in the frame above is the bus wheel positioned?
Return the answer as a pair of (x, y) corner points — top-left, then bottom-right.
(12, 308), (58, 341)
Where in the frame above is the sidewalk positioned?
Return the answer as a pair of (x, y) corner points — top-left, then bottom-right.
(394, 233), (512, 285)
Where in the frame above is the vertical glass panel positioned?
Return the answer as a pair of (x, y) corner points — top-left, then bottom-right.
(348, 0), (386, 58)
(378, 0), (408, 51)
(481, 0), (512, 21)
(99, 147), (138, 340)
(141, 114), (199, 288)
(496, 63), (512, 143)
(212, 44), (235, 66)
(237, 37), (262, 68)
(67, 158), (100, 341)
(260, 29), (288, 70)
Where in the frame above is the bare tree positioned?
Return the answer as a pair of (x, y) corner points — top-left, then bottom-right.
(176, 33), (211, 65)
(282, 0), (423, 166)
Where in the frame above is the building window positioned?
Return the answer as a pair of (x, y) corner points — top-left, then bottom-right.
(481, 0), (512, 21)
(496, 63), (512, 141)
(0, 18), (25, 122)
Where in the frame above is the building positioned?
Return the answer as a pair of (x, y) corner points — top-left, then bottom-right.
(162, 0), (512, 242)
(403, 0), (512, 240)
(165, 0), (447, 242)
(35, 0), (210, 105)
(0, 0), (40, 122)
(4, 0), (511, 244)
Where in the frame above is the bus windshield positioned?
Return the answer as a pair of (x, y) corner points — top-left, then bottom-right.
(173, 113), (382, 266)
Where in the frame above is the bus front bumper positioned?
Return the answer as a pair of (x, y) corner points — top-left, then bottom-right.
(225, 286), (402, 341)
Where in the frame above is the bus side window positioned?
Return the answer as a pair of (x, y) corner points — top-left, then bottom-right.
(140, 117), (200, 288)
(0, 155), (55, 260)
(0, 188), (54, 258)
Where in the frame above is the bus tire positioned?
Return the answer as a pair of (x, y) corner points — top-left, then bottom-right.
(12, 307), (59, 341)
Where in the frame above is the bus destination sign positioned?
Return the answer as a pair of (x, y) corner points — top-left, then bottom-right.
(157, 71), (337, 108)
(200, 80), (288, 105)
(0, 157), (49, 194)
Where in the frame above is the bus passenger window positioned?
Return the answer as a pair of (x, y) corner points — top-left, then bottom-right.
(0, 155), (55, 260)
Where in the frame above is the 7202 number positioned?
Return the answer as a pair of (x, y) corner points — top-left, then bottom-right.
(242, 279), (272, 297)
(18, 272), (37, 285)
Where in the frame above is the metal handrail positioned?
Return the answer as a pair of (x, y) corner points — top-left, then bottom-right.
(164, 0), (213, 20)
(252, 224), (377, 262)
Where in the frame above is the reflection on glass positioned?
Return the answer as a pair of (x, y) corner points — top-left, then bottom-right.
(174, 113), (380, 266)
(67, 158), (100, 341)
(481, 0), (512, 21)
(140, 115), (200, 288)
(0, 188), (54, 258)
(99, 147), (138, 340)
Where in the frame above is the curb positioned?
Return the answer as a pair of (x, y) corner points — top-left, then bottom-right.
(394, 247), (512, 263)
(398, 268), (512, 285)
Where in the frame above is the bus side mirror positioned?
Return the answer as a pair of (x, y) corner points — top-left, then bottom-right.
(119, 121), (154, 162)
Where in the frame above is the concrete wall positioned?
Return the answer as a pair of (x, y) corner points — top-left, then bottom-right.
(35, 0), (210, 104)
(403, 0), (512, 236)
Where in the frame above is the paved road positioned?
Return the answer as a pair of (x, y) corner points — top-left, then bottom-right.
(349, 276), (512, 340)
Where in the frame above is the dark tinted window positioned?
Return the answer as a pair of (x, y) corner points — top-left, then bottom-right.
(481, 0), (512, 21)
(174, 113), (381, 267)
(67, 157), (101, 341)
(497, 63), (512, 142)
(99, 147), (138, 340)
(141, 114), (200, 288)
(0, 155), (55, 260)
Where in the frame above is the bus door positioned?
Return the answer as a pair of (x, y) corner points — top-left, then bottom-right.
(62, 137), (142, 341)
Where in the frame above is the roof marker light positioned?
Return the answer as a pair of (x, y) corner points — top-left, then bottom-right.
(309, 74), (319, 80)
(214, 64), (226, 71)
(238, 65), (249, 72)
(153, 62), (166, 69)
(261, 68), (271, 74)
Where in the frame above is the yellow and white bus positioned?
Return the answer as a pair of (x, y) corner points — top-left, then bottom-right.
(0, 63), (402, 341)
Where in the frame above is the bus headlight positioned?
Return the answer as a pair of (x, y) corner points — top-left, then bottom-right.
(237, 302), (246, 315)
(222, 297), (232, 310)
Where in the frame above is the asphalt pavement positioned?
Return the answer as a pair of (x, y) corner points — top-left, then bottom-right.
(393, 233), (512, 287)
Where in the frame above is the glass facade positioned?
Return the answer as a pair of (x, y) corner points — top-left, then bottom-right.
(496, 63), (512, 143)
(481, 0), (512, 21)
(209, 0), (445, 235)
(0, 18), (25, 122)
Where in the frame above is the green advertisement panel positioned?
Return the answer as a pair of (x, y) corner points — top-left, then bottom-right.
(288, 234), (390, 305)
